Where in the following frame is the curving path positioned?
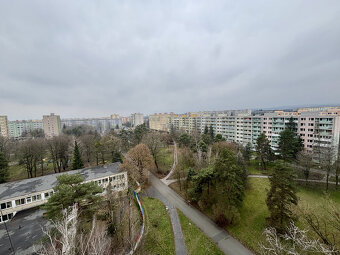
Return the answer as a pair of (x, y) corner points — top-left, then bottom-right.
(161, 142), (178, 185)
(147, 184), (187, 255)
(150, 172), (253, 255)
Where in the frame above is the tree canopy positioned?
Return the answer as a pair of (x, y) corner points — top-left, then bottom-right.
(43, 174), (102, 220)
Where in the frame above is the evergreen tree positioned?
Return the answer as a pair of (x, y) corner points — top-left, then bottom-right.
(72, 141), (84, 170)
(186, 167), (196, 181)
(242, 142), (252, 164)
(214, 134), (226, 142)
(178, 133), (191, 147)
(0, 151), (9, 183)
(43, 174), (102, 220)
(266, 161), (298, 232)
(278, 119), (303, 161)
(214, 148), (247, 224)
(204, 125), (209, 135)
(256, 133), (273, 170)
(209, 125), (214, 140)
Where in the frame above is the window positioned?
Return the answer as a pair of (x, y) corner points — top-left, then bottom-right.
(32, 195), (36, 201)
(26, 197), (32, 203)
(1, 202), (11, 209)
(37, 194), (41, 200)
(45, 193), (50, 198)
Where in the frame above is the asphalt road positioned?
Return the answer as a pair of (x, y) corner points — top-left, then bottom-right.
(0, 208), (49, 255)
(147, 185), (187, 255)
(149, 172), (253, 255)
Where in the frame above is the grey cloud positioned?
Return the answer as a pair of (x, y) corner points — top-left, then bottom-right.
(0, 0), (340, 120)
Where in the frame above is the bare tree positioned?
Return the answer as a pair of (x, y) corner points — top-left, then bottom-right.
(80, 134), (96, 164)
(143, 131), (164, 172)
(297, 150), (313, 184)
(47, 135), (71, 173)
(260, 222), (337, 255)
(319, 146), (335, 192)
(36, 204), (78, 255)
(121, 143), (155, 186)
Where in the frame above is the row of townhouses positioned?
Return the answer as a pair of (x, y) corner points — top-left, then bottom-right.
(149, 107), (340, 157)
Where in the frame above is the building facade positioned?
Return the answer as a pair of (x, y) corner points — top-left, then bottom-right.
(0, 116), (8, 137)
(149, 113), (171, 132)
(61, 117), (122, 134)
(8, 120), (43, 138)
(0, 163), (128, 224)
(130, 113), (144, 127)
(165, 107), (340, 157)
(43, 113), (62, 138)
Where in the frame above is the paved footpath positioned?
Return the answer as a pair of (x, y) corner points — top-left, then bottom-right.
(147, 185), (187, 255)
(150, 173), (253, 255)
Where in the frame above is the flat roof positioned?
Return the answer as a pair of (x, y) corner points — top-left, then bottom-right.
(0, 163), (121, 201)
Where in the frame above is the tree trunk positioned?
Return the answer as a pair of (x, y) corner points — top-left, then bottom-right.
(326, 173), (329, 192)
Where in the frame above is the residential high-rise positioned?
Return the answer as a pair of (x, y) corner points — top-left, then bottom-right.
(8, 119), (43, 138)
(61, 116), (122, 134)
(130, 113), (144, 127)
(149, 113), (172, 132)
(43, 113), (61, 138)
(0, 116), (8, 137)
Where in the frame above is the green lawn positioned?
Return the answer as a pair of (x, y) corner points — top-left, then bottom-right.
(247, 159), (275, 175)
(228, 178), (340, 254)
(157, 147), (174, 175)
(8, 163), (57, 181)
(136, 197), (175, 255)
(177, 210), (224, 255)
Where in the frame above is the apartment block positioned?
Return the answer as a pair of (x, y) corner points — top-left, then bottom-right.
(164, 107), (340, 158)
(8, 119), (43, 138)
(43, 113), (61, 138)
(149, 113), (172, 132)
(61, 117), (122, 134)
(0, 116), (8, 137)
(130, 113), (144, 127)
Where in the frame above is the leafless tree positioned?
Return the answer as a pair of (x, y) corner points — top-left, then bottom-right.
(297, 150), (313, 184)
(47, 135), (71, 173)
(80, 134), (96, 164)
(143, 131), (164, 172)
(36, 204), (78, 255)
(121, 143), (155, 186)
(260, 222), (337, 255)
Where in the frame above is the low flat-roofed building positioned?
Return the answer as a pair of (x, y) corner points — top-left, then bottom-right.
(0, 163), (127, 223)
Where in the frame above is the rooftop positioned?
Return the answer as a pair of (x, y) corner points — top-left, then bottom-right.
(0, 163), (121, 201)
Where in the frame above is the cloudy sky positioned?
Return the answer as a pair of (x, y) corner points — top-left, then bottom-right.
(0, 0), (339, 120)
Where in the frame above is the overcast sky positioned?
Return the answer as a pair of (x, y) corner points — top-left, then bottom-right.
(0, 0), (340, 120)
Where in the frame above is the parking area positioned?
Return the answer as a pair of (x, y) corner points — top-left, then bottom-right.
(0, 208), (49, 255)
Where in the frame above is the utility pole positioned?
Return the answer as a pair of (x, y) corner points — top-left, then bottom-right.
(0, 209), (15, 254)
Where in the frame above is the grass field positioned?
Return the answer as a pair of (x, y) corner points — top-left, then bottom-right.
(136, 197), (175, 255)
(177, 210), (224, 255)
(170, 177), (340, 254)
(228, 178), (340, 254)
(8, 163), (56, 181)
(157, 146), (174, 176)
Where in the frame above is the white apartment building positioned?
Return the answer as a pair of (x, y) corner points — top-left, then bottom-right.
(130, 113), (144, 127)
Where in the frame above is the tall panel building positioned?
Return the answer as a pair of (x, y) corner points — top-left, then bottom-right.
(43, 113), (61, 138)
(8, 120), (43, 138)
(0, 116), (8, 137)
(130, 113), (144, 127)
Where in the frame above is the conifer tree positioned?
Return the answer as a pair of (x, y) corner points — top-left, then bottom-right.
(266, 161), (298, 232)
(256, 133), (273, 170)
(0, 151), (9, 183)
(72, 141), (84, 170)
(278, 118), (303, 161)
